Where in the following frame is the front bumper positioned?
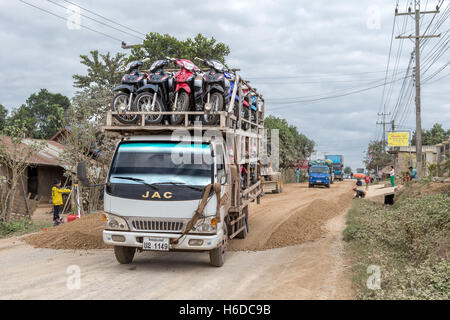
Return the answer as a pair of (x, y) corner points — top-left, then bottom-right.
(309, 180), (330, 185)
(103, 229), (223, 251)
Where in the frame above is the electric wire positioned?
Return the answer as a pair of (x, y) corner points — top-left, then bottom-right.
(17, 0), (123, 43)
(45, 0), (144, 41)
(62, 0), (146, 37)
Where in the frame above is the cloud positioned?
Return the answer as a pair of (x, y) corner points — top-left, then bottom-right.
(0, 0), (448, 170)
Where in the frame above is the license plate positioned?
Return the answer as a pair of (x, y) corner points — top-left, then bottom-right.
(142, 237), (169, 251)
(317, 180), (322, 183)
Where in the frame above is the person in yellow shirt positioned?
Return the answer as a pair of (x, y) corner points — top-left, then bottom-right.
(52, 179), (71, 226)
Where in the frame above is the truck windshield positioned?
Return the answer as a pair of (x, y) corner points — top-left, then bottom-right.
(310, 167), (329, 174)
(109, 142), (212, 186)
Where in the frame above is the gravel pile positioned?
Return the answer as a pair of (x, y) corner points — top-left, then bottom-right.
(24, 212), (110, 250)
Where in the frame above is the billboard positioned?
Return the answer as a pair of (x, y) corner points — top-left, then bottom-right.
(388, 132), (409, 147)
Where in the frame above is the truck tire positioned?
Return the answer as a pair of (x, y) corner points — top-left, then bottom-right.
(209, 223), (228, 267)
(309, 184), (313, 188)
(235, 206), (248, 239)
(114, 246), (136, 264)
(326, 184), (330, 188)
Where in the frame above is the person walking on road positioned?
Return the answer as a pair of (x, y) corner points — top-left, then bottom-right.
(389, 166), (395, 187)
(295, 167), (300, 183)
(52, 179), (71, 226)
(364, 173), (371, 190)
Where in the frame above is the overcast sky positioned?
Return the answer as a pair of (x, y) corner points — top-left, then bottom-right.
(1, 0), (449, 170)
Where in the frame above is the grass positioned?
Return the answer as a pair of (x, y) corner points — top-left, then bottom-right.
(0, 218), (53, 239)
(344, 183), (449, 300)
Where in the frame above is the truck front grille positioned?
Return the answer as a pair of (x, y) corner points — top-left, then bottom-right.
(129, 218), (184, 233)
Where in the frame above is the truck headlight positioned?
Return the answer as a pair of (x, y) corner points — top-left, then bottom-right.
(191, 216), (217, 234)
(104, 213), (129, 231)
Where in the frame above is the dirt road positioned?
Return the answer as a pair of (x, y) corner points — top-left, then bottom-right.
(0, 181), (354, 299)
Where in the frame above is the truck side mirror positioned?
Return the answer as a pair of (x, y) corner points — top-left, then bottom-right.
(76, 162), (90, 187)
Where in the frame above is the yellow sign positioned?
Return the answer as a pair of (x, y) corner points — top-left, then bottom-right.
(388, 132), (409, 147)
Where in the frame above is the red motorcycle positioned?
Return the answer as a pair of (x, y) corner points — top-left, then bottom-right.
(166, 57), (202, 125)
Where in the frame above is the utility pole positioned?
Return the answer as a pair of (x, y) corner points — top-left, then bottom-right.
(395, 0), (441, 178)
(377, 112), (391, 150)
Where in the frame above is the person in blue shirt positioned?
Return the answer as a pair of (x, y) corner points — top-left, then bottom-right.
(356, 178), (363, 187)
(409, 166), (418, 181)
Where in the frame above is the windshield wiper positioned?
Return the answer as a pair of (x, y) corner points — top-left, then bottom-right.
(112, 177), (159, 190)
(156, 182), (205, 192)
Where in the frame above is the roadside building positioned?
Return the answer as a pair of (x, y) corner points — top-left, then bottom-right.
(436, 139), (450, 161)
(0, 136), (69, 203)
(388, 145), (439, 176)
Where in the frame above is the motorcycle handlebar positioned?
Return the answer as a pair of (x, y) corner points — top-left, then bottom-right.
(194, 57), (204, 62)
(142, 58), (150, 62)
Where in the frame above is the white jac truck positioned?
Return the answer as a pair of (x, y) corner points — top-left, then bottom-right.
(77, 74), (265, 267)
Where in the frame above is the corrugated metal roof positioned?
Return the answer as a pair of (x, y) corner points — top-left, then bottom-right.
(0, 135), (67, 167)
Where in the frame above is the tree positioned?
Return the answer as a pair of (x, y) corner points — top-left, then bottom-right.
(7, 89), (70, 139)
(72, 50), (127, 120)
(264, 116), (315, 169)
(412, 123), (450, 146)
(0, 104), (7, 131)
(58, 107), (118, 213)
(128, 33), (230, 65)
(0, 120), (44, 222)
(364, 140), (392, 171)
(344, 166), (352, 175)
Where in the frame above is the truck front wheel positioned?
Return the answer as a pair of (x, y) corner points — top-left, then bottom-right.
(210, 223), (228, 267)
(114, 246), (136, 264)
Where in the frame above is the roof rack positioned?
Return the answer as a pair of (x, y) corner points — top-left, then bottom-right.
(103, 73), (265, 135)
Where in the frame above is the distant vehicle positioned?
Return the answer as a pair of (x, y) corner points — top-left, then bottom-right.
(325, 155), (344, 181)
(308, 159), (333, 188)
(356, 168), (365, 174)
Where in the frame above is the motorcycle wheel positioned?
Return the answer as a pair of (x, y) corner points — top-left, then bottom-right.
(171, 91), (190, 125)
(135, 92), (165, 125)
(251, 109), (257, 124)
(202, 92), (224, 125)
(241, 107), (249, 130)
(112, 92), (138, 124)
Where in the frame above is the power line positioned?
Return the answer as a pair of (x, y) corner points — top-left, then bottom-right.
(62, 0), (146, 37)
(245, 69), (407, 80)
(423, 59), (450, 81)
(45, 0), (144, 41)
(379, 11), (397, 124)
(423, 64), (450, 82)
(266, 75), (412, 106)
(266, 73), (412, 104)
(17, 0), (123, 43)
(395, 0), (441, 178)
